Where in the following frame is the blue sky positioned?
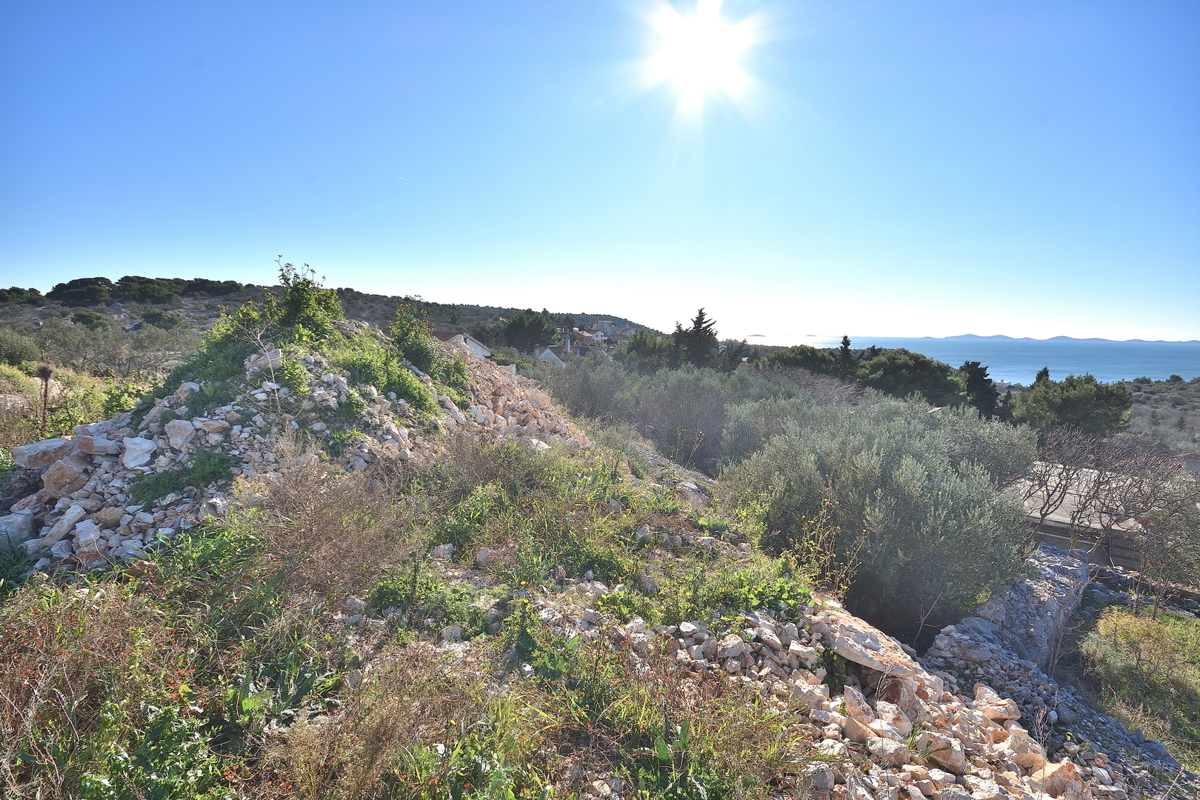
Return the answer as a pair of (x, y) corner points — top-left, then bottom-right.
(2, 0), (1198, 343)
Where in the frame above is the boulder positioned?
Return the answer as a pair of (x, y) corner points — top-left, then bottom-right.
(164, 419), (197, 450)
(842, 685), (876, 725)
(94, 506), (125, 529)
(915, 731), (967, 774)
(1031, 760), (1086, 798)
(11, 438), (73, 469)
(75, 434), (121, 456)
(122, 437), (157, 469)
(971, 684), (1021, 722)
(0, 512), (35, 548)
(41, 459), (88, 497)
(44, 504), (88, 545)
(867, 736), (911, 767)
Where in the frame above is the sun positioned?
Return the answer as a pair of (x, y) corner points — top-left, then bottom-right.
(647, 0), (754, 110)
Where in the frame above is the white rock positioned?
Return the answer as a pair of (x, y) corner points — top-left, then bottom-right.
(164, 419), (197, 450)
(0, 512), (35, 548)
(11, 438), (73, 468)
(44, 504), (88, 545)
(122, 437), (157, 469)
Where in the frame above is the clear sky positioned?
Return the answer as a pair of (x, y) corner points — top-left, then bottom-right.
(2, 0), (1198, 343)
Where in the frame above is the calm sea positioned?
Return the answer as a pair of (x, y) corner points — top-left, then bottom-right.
(805, 337), (1200, 386)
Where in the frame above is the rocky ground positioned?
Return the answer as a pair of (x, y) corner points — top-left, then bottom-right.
(0, 332), (587, 570)
(2, 335), (1196, 799)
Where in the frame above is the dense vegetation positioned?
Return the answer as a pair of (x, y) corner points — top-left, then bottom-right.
(2, 272), (1198, 791)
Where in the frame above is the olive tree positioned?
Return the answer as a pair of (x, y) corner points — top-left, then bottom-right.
(721, 401), (1037, 641)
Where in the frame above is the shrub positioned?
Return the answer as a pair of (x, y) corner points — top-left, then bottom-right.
(616, 366), (795, 471)
(326, 332), (436, 415)
(46, 277), (114, 306)
(534, 349), (628, 420)
(721, 399), (1035, 641)
(141, 308), (186, 330)
(71, 310), (111, 331)
(0, 328), (38, 366)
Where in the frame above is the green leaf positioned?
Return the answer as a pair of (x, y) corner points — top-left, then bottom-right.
(655, 734), (671, 763)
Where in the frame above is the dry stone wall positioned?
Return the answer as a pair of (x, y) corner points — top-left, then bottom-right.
(921, 546), (1193, 796)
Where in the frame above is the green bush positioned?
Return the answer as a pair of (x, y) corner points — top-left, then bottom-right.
(0, 328), (38, 366)
(326, 332), (436, 415)
(721, 399), (1035, 641)
(616, 366), (795, 471)
(71, 310), (111, 331)
(141, 308), (187, 330)
(130, 450), (236, 504)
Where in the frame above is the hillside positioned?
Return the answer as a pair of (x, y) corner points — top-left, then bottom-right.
(1, 277), (1195, 799)
(0, 277), (656, 341)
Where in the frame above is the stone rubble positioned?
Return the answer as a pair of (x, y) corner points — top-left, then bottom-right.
(0, 334), (589, 568)
(380, 537), (1195, 800)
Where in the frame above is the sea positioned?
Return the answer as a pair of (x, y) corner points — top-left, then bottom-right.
(799, 336), (1200, 386)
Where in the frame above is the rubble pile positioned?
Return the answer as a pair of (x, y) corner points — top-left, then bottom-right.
(0, 335), (587, 571)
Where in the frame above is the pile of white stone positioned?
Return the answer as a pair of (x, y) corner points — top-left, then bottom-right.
(921, 547), (1194, 798)
(0, 337), (588, 572)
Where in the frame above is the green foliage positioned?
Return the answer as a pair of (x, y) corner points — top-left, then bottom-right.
(102, 381), (147, 417)
(959, 361), (1000, 418)
(0, 286), (44, 304)
(1012, 373), (1132, 436)
(489, 309), (559, 353)
(857, 348), (964, 406)
(533, 349), (627, 420)
(719, 395), (816, 467)
(325, 331), (436, 415)
(614, 329), (674, 374)
(676, 308), (719, 369)
(130, 450), (236, 504)
(262, 261), (345, 342)
(71, 310), (111, 331)
(276, 357), (310, 395)
(142, 308), (187, 330)
(758, 344), (836, 373)
(390, 297), (444, 375)
(616, 366), (795, 470)
(654, 553), (812, 629)
(47, 277), (115, 306)
(0, 327), (38, 366)
(721, 399), (1036, 641)
(371, 564), (489, 638)
(1079, 608), (1200, 771)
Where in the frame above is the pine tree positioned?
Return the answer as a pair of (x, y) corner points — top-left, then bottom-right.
(837, 335), (856, 378)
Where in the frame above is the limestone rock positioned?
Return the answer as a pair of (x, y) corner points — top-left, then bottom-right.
(164, 419), (197, 450)
(75, 435), (121, 455)
(0, 512), (35, 548)
(915, 731), (967, 774)
(867, 736), (911, 767)
(44, 504), (88, 545)
(11, 438), (73, 469)
(41, 460), (88, 497)
(122, 437), (157, 469)
(1031, 761), (1086, 798)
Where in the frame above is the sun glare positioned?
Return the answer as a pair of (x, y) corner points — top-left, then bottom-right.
(648, 0), (753, 110)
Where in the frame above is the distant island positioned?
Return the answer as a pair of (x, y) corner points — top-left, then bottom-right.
(933, 334), (1200, 344)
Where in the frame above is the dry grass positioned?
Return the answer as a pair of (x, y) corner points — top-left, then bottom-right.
(0, 578), (183, 794)
(241, 431), (426, 598)
(260, 645), (487, 799)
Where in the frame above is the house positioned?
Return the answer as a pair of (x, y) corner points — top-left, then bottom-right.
(534, 345), (567, 368)
(432, 331), (492, 360)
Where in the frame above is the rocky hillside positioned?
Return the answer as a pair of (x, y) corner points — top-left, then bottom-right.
(1, 306), (1196, 799)
(1, 327), (586, 568)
